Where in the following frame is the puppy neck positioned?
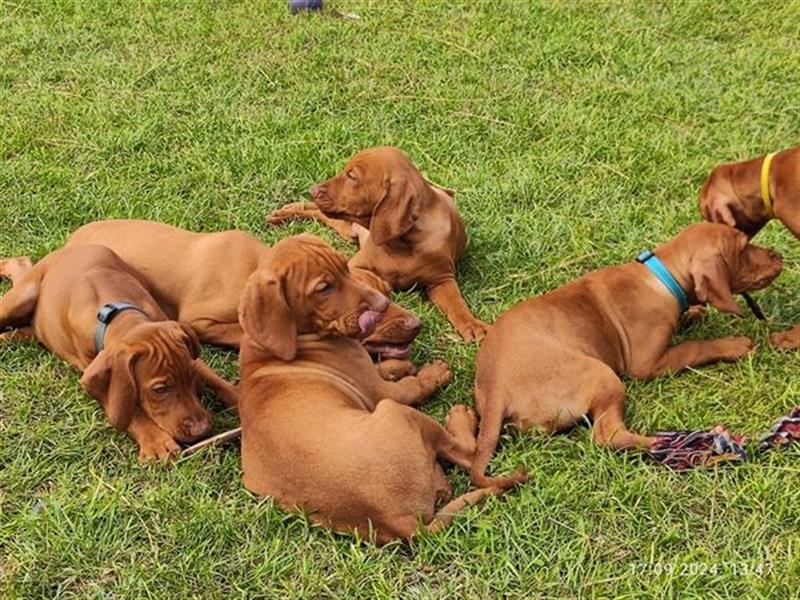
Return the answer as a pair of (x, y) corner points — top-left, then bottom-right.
(728, 157), (773, 225)
(101, 309), (151, 349)
(649, 242), (692, 307)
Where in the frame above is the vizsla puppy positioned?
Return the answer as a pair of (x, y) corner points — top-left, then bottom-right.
(267, 146), (489, 342)
(471, 223), (783, 484)
(0, 246), (238, 461)
(66, 219), (422, 363)
(238, 234), (510, 545)
(699, 146), (800, 349)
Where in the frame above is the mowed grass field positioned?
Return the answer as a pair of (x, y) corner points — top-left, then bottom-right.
(1, 0), (799, 597)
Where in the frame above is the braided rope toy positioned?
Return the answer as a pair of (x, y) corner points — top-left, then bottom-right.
(648, 425), (746, 470)
(759, 406), (800, 451)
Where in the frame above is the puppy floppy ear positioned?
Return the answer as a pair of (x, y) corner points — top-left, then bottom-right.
(369, 176), (424, 246)
(689, 250), (742, 316)
(80, 347), (138, 431)
(238, 270), (297, 360)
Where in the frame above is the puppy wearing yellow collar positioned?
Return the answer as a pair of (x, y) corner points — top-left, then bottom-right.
(699, 146), (800, 349)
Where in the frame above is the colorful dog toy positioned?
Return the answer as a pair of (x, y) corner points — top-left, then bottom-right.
(648, 425), (746, 470)
(759, 406), (800, 451)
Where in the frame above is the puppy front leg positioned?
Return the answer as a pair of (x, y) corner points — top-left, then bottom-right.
(640, 336), (754, 378)
(195, 359), (239, 409)
(770, 324), (800, 350)
(0, 277), (39, 330)
(267, 202), (357, 242)
(126, 411), (180, 462)
(427, 279), (489, 343)
(374, 360), (451, 406)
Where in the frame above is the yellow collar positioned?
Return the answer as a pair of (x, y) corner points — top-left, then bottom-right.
(760, 152), (777, 217)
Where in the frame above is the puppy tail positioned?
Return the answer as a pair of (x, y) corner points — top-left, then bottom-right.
(470, 393), (528, 490)
(424, 486), (505, 535)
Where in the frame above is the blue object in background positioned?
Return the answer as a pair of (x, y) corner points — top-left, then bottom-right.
(289, 0), (323, 13)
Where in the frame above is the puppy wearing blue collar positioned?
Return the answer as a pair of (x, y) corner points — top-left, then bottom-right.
(470, 222), (783, 484)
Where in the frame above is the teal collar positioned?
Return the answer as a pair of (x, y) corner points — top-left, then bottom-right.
(94, 303), (147, 353)
(636, 251), (689, 313)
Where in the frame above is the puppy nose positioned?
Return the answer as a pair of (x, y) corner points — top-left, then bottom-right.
(404, 316), (423, 335)
(310, 184), (324, 199)
(183, 414), (212, 439)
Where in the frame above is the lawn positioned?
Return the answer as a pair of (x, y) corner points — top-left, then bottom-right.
(1, 0), (799, 597)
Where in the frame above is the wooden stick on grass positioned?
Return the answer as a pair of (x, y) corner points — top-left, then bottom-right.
(180, 427), (242, 459)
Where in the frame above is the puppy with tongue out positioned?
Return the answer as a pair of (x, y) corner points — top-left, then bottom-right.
(358, 309), (385, 337)
(237, 234), (493, 545)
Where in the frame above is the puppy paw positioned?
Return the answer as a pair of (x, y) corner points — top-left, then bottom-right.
(457, 319), (489, 343)
(681, 304), (707, 325)
(718, 336), (755, 361)
(376, 359), (417, 381)
(770, 326), (800, 351)
(138, 434), (180, 463)
(445, 404), (478, 437)
(266, 202), (312, 225)
(0, 256), (33, 281)
(419, 359), (452, 388)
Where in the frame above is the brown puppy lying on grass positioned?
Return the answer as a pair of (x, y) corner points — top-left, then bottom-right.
(699, 146), (800, 349)
(267, 146), (489, 343)
(238, 234), (510, 545)
(66, 219), (422, 370)
(0, 246), (237, 461)
(471, 223), (783, 484)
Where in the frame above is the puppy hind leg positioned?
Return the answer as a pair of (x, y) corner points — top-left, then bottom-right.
(587, 368), (654, 451)
(586, 366), (746, 469)
(372, 399), (476, 472)
(444, 404), (478, 455)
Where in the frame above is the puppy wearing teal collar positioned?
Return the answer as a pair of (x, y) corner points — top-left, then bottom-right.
(471, 222), (783, 484)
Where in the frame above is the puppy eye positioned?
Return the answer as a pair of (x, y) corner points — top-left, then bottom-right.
(346, 170), (357, 181)
(152, 384), (171, 395)
(315, 281), (332, 293)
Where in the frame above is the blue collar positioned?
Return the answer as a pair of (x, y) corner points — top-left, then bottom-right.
(94, 303), (147, 353)
(635, 250), (689, 313)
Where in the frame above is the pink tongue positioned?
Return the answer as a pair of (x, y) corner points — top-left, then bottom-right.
(359, 310), (384, 333)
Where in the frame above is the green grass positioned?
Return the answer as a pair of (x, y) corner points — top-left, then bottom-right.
(1, 0), (799, 597)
